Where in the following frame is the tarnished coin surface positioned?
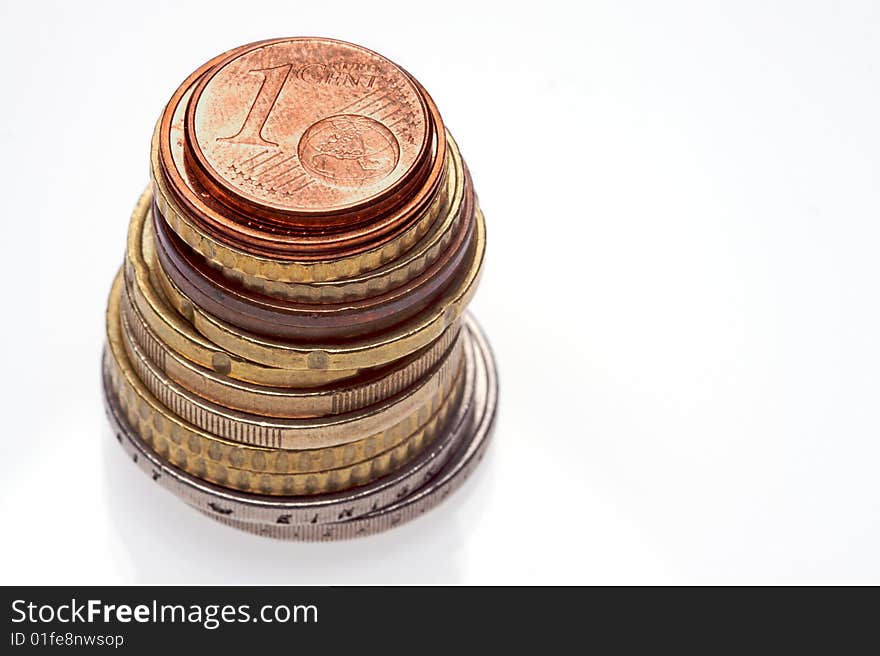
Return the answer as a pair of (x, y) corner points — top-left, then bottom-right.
(102, 37), (497, 540)
(102, 316), (497, 538)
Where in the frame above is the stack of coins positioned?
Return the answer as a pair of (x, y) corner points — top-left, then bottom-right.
(101, 37), (498, 540)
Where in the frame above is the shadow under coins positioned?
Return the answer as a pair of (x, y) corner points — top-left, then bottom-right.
(101, 421), (494, 584)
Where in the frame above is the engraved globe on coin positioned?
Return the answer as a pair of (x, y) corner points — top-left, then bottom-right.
(298, 114), (400, 188)
(103, 37), (498, 541)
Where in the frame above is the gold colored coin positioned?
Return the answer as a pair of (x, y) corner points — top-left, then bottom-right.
(100, 38), (497, 536)
(120, 284), (464, 447)
(153, 205), (487, 372)
(121, 285), (462, 418)
(123, 189), (360, 388)
(210, 136), (468, 303)
(106, 273), (466, 495)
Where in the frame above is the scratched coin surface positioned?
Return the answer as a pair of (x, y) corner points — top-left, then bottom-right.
(102, 37), (497, 540)
(186, 37), (429, 221)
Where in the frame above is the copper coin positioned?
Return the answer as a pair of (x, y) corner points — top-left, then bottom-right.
(155, 37), (448, 259)
(157, 74), (446, 257)
(185, 37), (430, 223)
(150, 178), (475, 340)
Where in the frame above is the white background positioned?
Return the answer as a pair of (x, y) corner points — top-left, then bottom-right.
(1, 0), (879, 584)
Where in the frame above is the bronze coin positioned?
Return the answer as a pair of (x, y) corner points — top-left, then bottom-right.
(149, 180), (476, 340)
(185, 38), (431, 222)
(156, 38), (448, 259)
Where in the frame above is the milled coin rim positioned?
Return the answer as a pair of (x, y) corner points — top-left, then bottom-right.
(206, 319), (498, 540)
(208, 135), (468, 303)
(124, 189), (362, 389)
(152, 207), (486, 371)
(115, 270), (466, 449)
(153, 71), (449, 271)
(102, 314), (496, 529)
(122, 280), (462, 418)
(151, 193), (475, 340)
(106, 276), (468, 488)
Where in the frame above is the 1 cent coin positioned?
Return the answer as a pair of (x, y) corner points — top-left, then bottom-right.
(185, 37), (432, 227)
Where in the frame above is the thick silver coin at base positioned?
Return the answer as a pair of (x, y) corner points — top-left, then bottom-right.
(102, 314), (498, 541)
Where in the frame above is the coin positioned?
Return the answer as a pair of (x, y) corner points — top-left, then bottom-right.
(186, 38), (430, 222)
(107, 275), (461, 448)
(154, 40), (449, 262)
(102, 37), (497, 539)
(153, 206), (487, 371)
(121, 282), (463, 418)
(150, 182), (474, 340)
(153, 125), (448, 279)
(107, 273), (467, 492)
(205, 135), (467, 303)
(118, 274), (466, 449)
(124, 189), (366, 388)
(102, 314), (497, 535)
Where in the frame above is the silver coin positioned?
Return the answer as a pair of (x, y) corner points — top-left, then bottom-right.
(119, 297), (466, 450)
(103, 314), (498, 537)
(197, 321), (498, 540)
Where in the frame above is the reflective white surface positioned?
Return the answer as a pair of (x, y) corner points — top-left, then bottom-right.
(2, 0), (879, 584)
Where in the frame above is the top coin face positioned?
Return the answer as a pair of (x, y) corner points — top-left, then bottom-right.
(186, 38), (429, 219)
